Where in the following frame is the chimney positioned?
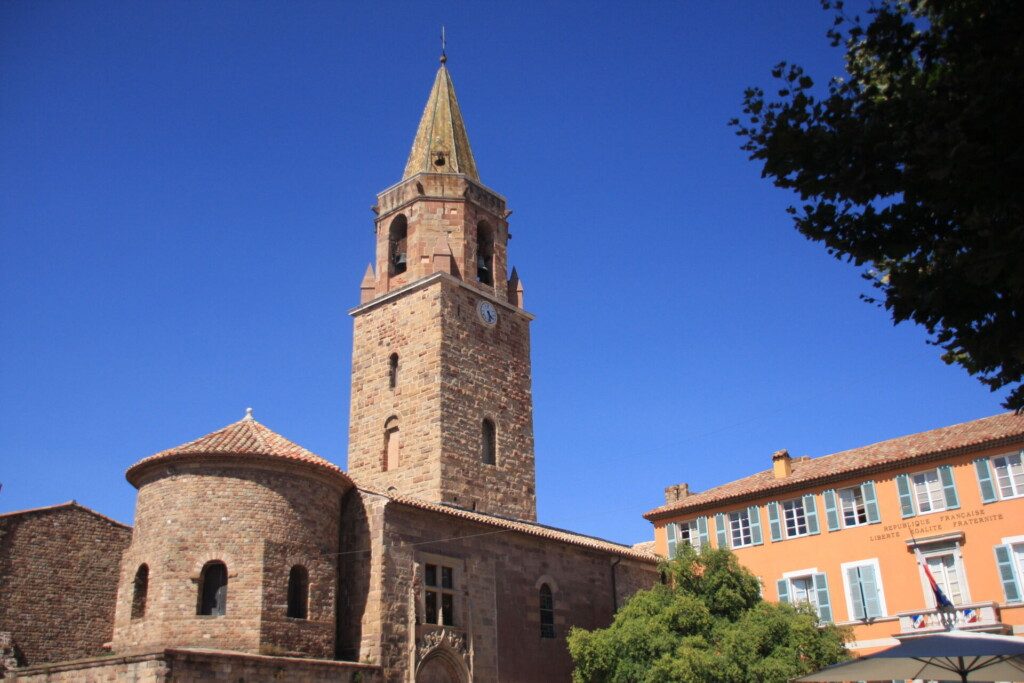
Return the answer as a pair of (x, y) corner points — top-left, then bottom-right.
(772, 449), (792, 479)
(664, 482), (690, 504)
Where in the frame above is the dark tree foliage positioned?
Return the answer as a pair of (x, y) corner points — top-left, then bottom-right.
(567, 546), (849, 683)
(732, 0), (1024, 410)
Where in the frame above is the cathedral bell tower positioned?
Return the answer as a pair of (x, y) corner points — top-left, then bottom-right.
(347, 57), (536, 521)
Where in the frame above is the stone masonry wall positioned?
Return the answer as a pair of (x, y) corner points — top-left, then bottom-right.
(112, 463), (342, 658)
(0, 503), (131, 666)
(347, 284), (445, 500)
(438, 278), (535, 520)
(357, 498), (658, 683)
(337, 489), (388, 664)
(347, 277), (536, 522)
(9, 648), (382, 683)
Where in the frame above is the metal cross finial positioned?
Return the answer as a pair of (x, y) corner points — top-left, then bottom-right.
(440, 26), (447, 64)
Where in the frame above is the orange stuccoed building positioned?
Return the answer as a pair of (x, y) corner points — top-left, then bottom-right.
(645, 412), (1024, 654)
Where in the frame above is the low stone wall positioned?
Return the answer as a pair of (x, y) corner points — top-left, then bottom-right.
(8, 648), (381, 682)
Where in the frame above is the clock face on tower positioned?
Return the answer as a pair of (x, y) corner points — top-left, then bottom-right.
(476, 300), (498, 326)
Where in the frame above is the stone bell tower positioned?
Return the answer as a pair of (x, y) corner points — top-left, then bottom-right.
(346, 56), (536, 521)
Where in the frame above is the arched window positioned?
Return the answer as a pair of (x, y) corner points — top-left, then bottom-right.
(131, 564), (149, 619)
(383, 416), (400, 471)
(389, 353), (399, 389)
(389, 215), (408, 276)
(198, 561), (228, 616)
(539, 583), (555, 638)
(481, 418), (496, 465)
(286, 565), (309, 619)
(476, 221), (494, 286)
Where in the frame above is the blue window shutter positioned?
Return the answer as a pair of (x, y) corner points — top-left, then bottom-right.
(896, 474), (916, 518)
(812, 572), (832, 623)
(803, 494), (820, 535)
(823, 489), (840, 531)
(975, 458), (997, 504)
(748, 506), (763, 546)
(994, 545), (1022, 603)
(939, 465), (960, 510)
(776, 578), (790, 604)
(666, 523), (677, 559)
(715, 513), (729, 549)
(767, 502), (783, 542)
(863, 481), (881, 524)
(845, 567), (865, 620)
(696, 516), (709, 549)
(860, 564), (882, 618)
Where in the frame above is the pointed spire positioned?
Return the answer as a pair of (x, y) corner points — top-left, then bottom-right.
(508, 267), (525, 308)
(403, 61), (479, 182)
(360, 264), (376, 304)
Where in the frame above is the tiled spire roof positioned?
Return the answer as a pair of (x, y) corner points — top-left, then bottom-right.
(402, 62), (479, 181)
(126, 410), (350, 488)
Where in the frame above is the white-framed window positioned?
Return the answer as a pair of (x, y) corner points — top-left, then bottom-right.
(926, 553), (965, 605)
(715, 508), (762, 549)
(823, 482), (880, 530)
(912, 470), (946, 513)
(911, 535), (970, 608)
(729, 509), (753, 548)
(419, 553), (461, 627)
(782, 498), (808, 538)
(777, 568), (832, 622)
(665, 517), (709, 558)
(896, 467), (959, 518)
(839, 486), (868, 526)
(992, 453), (1024, 499)
(678, 520), (703, 551)
(841, 558), (887, 621)
(975, 452), (1023, 504)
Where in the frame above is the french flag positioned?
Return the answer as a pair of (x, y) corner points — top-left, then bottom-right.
(914, 546), (954, 609)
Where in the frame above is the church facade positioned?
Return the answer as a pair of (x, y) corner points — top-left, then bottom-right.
(3, 59), (658, 683)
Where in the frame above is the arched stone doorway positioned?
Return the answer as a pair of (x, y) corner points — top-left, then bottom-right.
(416, 653), (462, 683)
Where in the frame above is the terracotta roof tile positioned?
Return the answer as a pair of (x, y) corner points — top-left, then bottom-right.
(361, 487), (659, 563)
(645, 412), (1024, 520)
(126, 412), (350, 488)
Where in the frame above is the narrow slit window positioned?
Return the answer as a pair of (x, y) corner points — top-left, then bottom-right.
(198, 561), (228, 616)
(539, 584), (555, 638)
(388, 353), (399, 389)
(481, 418), (496, 465)
(287, 565), (309, 619)
(383, 416), (400, 471)
(131, 564), (149, 619)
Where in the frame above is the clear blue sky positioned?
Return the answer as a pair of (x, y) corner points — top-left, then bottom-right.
(1, 1), (1009, 544)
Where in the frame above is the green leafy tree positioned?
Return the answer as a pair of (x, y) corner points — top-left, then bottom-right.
(567, 546), (849, 683)
(732, 0), (1024, 410)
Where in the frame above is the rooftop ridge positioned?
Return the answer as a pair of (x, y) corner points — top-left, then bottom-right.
(644, 411), (1024, 520)
(358, 486), (659, 563)
(0, 500), (132, 529)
